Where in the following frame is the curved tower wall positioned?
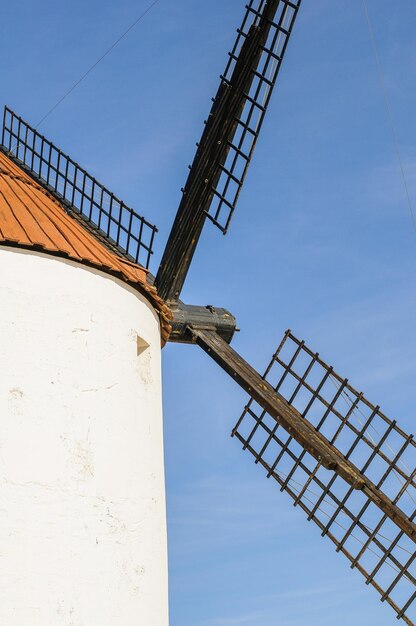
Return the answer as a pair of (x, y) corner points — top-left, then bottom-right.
(0, 246), (169, 626)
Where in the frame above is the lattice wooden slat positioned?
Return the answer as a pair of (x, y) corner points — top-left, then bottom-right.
(233, 330), (416, 624)
(1, 107), (157, 268)
(207, 0), (302, 233)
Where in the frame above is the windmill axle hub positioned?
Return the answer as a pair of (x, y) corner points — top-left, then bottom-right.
(169, 302), (237, 344)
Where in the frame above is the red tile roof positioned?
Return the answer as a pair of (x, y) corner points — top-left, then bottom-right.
(0, 150), (172, 343)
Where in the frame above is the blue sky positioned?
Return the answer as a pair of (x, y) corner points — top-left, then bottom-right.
(2, 1), (416, 624)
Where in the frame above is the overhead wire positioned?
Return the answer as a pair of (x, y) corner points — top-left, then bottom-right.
(34, 0), (162, 129)
(9, 0), (161, 165)
(361, 0), (416, 232)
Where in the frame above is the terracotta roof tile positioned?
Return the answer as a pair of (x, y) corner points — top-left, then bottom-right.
(0, 150), (172, 344)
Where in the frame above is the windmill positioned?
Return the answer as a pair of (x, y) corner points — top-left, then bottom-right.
(0, 1), (414, 626)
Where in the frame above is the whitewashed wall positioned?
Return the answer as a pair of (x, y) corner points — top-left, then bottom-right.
(0, 246), (169, 626)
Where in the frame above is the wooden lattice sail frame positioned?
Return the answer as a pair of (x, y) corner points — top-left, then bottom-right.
(233, 331), (416, 624)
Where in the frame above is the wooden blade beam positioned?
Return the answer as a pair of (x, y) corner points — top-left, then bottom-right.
(189, 326), (416, 543)
(155, 0), (301, 302)
(232, 329), (416, 624)
(1, 107), (157, 269)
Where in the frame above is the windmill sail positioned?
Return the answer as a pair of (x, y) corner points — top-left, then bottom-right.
(233, 330), (416, 625)
(1, 107), (157, 269)
(206, 0), (301, 233)
(156, 0), (302, 302)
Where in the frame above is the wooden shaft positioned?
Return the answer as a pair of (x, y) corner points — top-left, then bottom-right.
(190, 327), (416, 542)
(155, 0), (287, 302)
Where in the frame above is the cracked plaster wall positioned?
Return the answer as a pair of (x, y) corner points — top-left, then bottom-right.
(0, 247), (169, 626)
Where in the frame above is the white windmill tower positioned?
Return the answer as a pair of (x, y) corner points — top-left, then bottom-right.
(1, 1), (415, 625)
(0, 124), (172, 624)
